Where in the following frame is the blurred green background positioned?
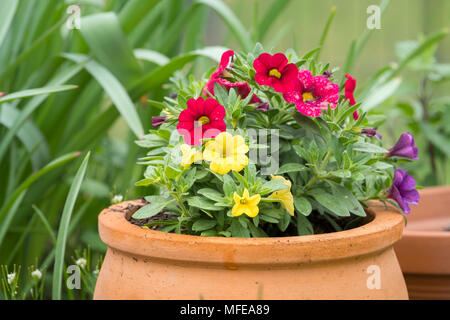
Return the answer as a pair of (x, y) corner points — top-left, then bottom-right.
(0, 0), (448, 300)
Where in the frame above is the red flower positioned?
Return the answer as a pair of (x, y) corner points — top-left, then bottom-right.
(282, 69), (339, 117)
(204, 50), (261, 104)
(344, 74), (359, 120)
(177, 97), (226, 145)
(253, 53), (298, 93)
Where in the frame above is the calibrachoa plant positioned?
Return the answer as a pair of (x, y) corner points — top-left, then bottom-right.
(134, 44), (420, 237)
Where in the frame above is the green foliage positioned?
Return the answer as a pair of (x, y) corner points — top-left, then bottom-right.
(135, 42), (407, 238)
(1, 0), (292, 299)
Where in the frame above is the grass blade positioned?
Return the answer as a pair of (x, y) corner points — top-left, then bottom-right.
(314, 6), (336, 60)
(195, 0), (253, 51)
(62, 53), (145, 138)
(52, 152), (90, 300)
(0, 152), (81, 247)
(257, 0), (292, 41)
(0, 85), (78, 105)
(0, 0), (18, 49)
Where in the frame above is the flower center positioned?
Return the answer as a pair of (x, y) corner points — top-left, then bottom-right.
(197, 116), (210, 126)
(302, 92), (315, 102)
(240, 198), (248, 204)
(268, 68), (281, 79)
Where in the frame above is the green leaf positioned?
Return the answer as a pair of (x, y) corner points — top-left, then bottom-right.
(331, 169), (352, 178)
(277, 212), (291, 232)
(80, 12), (143, 84)
(257, 0), (292, 41)
(0, 0), (18, 49)
(297, 214), (313, 236)
(327, 181), (366, 217)
(294, 197), (312, 216)
(276, 163), (306, 174)
(231, 218), (250, 237)
(132, 197), (174, 219)
(314, 6), (336, 60)
(0, 85), (77, 105)
(360, 77), (402, 112)
(52, 152), (90, 300)
(188, 196), (223, 211)
(260, 179), (288, 195)
(353, 141), (388, 153)
(62, 53), (145, 138)
(195, 0), (252, 51)
(192, 219), (217, 232)
(308, 189), (350, 217)
(197, 188), (224, 202)
(420, 122), (450, 158)
(133, 49), (169, 66)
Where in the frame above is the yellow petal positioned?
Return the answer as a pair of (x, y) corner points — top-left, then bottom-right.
(242, 188), (250, 199)
(247, 193), (261, 207)
(232, 204), (246, 216)
(233, 191), (241, 204)
(247, 205), (259, 218)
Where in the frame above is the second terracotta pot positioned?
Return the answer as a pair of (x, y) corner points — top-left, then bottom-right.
(394, 186), (450, 299)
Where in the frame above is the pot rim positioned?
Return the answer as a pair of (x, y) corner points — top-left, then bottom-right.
(98, 199), (404, 266)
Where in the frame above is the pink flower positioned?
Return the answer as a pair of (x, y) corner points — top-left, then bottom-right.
(177, 97), (226, 145)
(344, 74), (359, 120)
(204, 50), (260, 104)
(253, 53), (298, 93)
(282, 69), (339, 117)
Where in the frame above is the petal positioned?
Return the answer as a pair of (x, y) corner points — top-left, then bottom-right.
(399, 174), (416, 191)
(218, 50), (234, 73)
(255, 73), (273, 86)
(232, 204), (245, 217)
(296, 102), (322, 117)
(253, 53), (272, 73)
(270, 53), (288, 69)
(402, 189), (420, 205)
(242, 188), (250, 199)
(298, 69), (314, 91)
(246, 204), (260, 218)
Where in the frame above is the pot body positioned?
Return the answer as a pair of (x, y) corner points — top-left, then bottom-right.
(94, 200), (408, 300)
(394, 186), (450, 299)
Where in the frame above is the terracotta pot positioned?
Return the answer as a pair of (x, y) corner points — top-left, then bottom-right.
(94, 199), (408, 300)
(394, 186), (450, 300)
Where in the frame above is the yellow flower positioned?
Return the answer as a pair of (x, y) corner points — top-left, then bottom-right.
(202, 132), (249, 175)
(232, 188), (261, 218)
(268, 175), (295, 216)
(180, 144), (202, 168)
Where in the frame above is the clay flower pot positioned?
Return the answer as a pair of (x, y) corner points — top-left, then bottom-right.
(94, 199), (408, 300)
(394, 186), (450, 299)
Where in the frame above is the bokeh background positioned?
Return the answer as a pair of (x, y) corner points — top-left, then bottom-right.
(0, 0), (448, 299)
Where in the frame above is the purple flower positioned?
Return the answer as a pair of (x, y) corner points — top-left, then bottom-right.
(387, 132), (418, 160)
(361, 128), (378, 137)
(256, 102), (269, 112)
(151, 115), (167, 127)
(388, 169), (420, 214)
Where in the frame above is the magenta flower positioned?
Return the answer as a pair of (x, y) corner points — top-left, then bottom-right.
(177, 97), (226, 145)
(387, 132), (418, 160)
(204, 50), (260, 104)
(388, 169), (420, 214)
(253, 53), (298, 93)
(282, 69), (340, 117)
(151, 115), (167, 128)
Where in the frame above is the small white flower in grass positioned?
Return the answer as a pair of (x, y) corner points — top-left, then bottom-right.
(31, 269), (42, 280)
(76, 258), (87, 269)
(93, 269), (99, 275)
(7, 273), (15, 285)
(112, 194), (123, 204)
